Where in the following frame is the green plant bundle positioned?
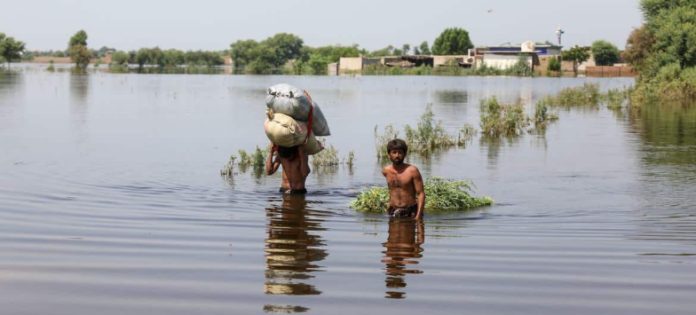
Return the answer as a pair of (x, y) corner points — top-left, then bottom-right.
(350, 177), (493, 213)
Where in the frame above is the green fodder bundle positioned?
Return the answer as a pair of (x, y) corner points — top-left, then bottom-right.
(350, 177), (493, 213)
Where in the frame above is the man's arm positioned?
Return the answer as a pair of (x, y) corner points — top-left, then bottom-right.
(412, 167), (425, 220)
(265, 144), (280, 175)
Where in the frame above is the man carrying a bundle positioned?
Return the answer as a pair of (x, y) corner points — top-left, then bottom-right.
(382, 139), (425, 219)
(265, 144), (310, 195)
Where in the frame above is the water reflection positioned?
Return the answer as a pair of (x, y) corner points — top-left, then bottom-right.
(0, 70), (22, 98)
(69, 72), (89, 105)
(382, 218), (424, 299)
(434, 90), (468, 104)
(264, 195), (327, 297)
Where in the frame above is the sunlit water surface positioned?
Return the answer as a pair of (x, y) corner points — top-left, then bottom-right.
(1, 66), (695, 314)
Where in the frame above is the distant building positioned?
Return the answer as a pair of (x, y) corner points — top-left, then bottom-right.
(474, 41), (562, 56)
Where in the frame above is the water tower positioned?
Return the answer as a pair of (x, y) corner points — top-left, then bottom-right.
(555, 27), (565, 46)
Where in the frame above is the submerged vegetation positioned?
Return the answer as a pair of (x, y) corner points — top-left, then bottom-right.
(220, 146), (267, 177)
(375, 105), (475, 159)
(537, 83), (601, 108)
(350, 177), (493, 213)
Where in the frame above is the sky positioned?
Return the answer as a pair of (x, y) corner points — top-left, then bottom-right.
(0, 0), (644, 51)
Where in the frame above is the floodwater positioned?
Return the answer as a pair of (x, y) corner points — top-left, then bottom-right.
(1, 66), (695, 315)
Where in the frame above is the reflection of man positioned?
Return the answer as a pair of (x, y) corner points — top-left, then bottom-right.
(382, 218), (424, 299)
(264, 194), (325, 296)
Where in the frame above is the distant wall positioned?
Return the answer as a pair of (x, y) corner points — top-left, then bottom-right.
(585, 66), (636, 77)
(433, 55), (467, 67)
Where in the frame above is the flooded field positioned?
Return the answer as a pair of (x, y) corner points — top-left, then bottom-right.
(1, 66), (695, 314)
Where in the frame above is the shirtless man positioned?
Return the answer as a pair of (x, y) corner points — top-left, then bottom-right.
(265, 144), (310, 194)
(382, 139), (425, 219)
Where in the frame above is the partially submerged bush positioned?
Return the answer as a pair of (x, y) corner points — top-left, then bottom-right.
(480, 97), (530, 137)
(538, 83), (600, 108)
(375, 105), (474, 159)
(220, 146), (267, 176)
(533, 100), (559, 130)
(311, 144), (339, 167)
(350, 177), (493, 213)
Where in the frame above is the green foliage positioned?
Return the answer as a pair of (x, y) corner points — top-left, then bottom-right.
(506, 56), (533, 76)
(561, 45), (590, 75)
(68, 30), (91, 69)
(547, 56), (561, 72)
(375, 105), (474, 159)
(603, 88), (630, 110)
(591, 40), (620, 66)
(538, 83), (600, 108)
(419, 41), (431, 55)
(350, 177), (493, 213)
(629, 1), (696, 105)
(533, 99), (559, 130)
(311, 144), (339, 168)
(110, 51), (129, 66)
(432, 28), (473, 55)
(0, 33), (26, 65)
(230, 33), (304, 74)
(479, 97), (530, 137)
(69, 30), (88, 47)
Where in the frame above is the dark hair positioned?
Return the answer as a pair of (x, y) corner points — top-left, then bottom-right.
(386, 138), (408, 155)
(277, 146), (298, 159)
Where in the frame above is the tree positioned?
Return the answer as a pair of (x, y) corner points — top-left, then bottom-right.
(68, 30), (91, 69)
(432, 28), (473, 55)
(623, 26), (655, 72)
(591, 40), (620, 66)
(561, 45), (590, 76)
(230, 39), (260, 72)
(0, 33), (26, 66)
(419, 41), (431, 55)
(547, 56), (561, 72)
(229, 33), (305, 74)
(402, 44), (410, 55)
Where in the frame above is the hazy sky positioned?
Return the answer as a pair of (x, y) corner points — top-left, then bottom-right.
(0, 0), (644, 51)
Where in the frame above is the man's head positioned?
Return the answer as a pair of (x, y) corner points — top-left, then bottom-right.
(386, 139), (408, 165)
(277, 145), (298, 159)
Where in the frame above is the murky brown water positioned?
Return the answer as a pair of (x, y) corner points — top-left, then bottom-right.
(1, 65), (695, 314)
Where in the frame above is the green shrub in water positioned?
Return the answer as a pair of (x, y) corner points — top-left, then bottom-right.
(350, 177), (493, 213)
(375, 105), (475, 159)
(311, 144), (339, 167)
(480, 97), (530, 137)
(538, 83), (600, 108)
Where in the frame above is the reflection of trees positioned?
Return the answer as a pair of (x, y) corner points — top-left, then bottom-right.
(69, 72), (89, 105)
(435, 90), (468, 104)
(264, 195), (327, 297)
(382, 219), (424, 299)
(626, 104), (696, 243)
(479, 137), (521, 169)
(0, 70), (22, 98)
(628, 104), (696, 167)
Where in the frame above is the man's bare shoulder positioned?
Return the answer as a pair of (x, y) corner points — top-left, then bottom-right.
(406, 164), (421, 174)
